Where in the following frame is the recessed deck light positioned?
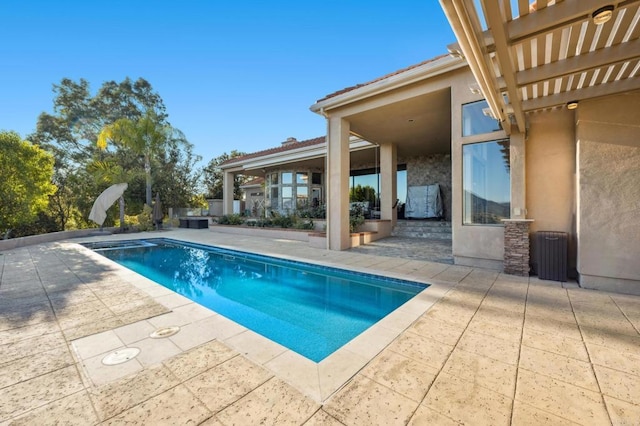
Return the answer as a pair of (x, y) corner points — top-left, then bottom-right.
(592, 5), (614, 25)
(566, 100), (579, 110)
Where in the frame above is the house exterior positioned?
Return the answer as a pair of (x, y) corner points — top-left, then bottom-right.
(220, 1), (640, 295)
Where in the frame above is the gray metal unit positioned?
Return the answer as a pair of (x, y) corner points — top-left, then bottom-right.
(536, 231), (568, 282)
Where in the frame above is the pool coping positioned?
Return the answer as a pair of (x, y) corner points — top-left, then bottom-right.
(70, 234), (455, 403)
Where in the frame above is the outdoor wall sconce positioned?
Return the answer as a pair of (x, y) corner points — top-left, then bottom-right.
(592, 5), (614, 25)
(566, 100), (579, 110)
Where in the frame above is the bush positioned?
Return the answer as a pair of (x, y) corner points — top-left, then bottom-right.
(136, 205), (154, 231)
(297, 205), (326, 219)
(349, 204), (366, 233)
(293, 219), (314, 230)
(217, 214), (244, 225)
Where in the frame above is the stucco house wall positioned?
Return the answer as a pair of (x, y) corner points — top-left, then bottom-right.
(526, 109), (577, 276)
(576, 92), (640, 294)
(450, 68), (508, 269)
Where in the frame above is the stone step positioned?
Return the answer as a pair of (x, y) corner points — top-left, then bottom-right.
(392, 221), (452, 240)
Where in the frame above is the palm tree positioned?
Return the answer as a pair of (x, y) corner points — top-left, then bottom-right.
(97, 110), (169, 206)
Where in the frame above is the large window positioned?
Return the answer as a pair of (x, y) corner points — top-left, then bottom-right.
(462, 140), (510, 225)
(265, 170), (322, 213)
(462, 100), (501, 136)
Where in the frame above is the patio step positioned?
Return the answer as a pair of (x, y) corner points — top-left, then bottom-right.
(392, 220), (452, 240)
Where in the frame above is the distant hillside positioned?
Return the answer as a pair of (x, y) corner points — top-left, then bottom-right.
(464, 190), (510, 224)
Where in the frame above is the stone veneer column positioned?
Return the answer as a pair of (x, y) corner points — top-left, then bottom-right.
(502, 219), (534, 276)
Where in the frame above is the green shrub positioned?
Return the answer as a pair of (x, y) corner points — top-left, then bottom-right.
(217, 214), (244, 225)
(293, 219), (314, 230)
(349, 204), (365, 233)
(136, 205), (154, 231)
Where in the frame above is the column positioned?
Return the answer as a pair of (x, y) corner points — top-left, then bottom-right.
(222, 171), (234, 215)
(502, 219), (534, 276)
(379, 143), (397, 225)
(510, 131), (526, 218)
(327, 117), (351, 250)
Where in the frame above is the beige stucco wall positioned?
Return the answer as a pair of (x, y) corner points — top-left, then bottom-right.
(450, 69), (508, 269)
(526, 109), (577, 275)
(576, 92), (640, 294)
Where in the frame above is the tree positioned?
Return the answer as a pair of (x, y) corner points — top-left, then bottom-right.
(203, 151), (247, 199)
(29, 77), (170, 224)
(97, 110), (173, 206)
(0, 131), (56, 238)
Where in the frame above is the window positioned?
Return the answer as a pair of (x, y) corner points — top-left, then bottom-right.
(311, 173), (322, 185)
(462, 100), (501, 136)
(296, 186), (308, 208)
(463, 140), (510, 224)
(296, 172), (308, 184)
(281, 172), (292, 184)
(282, 186), (293, 210)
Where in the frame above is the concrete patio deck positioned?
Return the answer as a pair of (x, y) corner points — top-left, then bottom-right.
(1, 228), (639, 425)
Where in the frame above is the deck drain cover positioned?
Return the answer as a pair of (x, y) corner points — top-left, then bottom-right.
(149, 326), (180, 339)
(102, 348), (140, 365)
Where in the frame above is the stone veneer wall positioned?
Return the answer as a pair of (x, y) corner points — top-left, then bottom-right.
(406, 154), (452, 221)
(503, 220), (532, 276)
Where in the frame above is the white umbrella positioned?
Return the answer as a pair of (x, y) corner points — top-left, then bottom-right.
(88, 183), (128, 226)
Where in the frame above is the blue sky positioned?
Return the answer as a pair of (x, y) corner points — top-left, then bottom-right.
(1, 1), (455, 165)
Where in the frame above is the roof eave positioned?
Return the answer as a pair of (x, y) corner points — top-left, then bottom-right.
(310, 55), (467, 114)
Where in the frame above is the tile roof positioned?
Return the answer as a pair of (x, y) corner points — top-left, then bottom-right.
(220, 136), (326, 166)
(316, 54), (450, 102)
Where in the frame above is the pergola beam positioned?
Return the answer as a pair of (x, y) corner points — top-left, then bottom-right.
(522, 78), (640, 111)
(519, 39), (640, 87)
(450, 0), (640, 53)
(507, 0), (638, 44)
(481, 0), (527, 133)
(440, 0), (509, 133)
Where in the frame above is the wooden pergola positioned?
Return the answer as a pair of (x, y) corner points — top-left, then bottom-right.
(440, 0), (640, 134)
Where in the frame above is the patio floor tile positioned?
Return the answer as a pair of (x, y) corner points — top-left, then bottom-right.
(604, 395), (640, 425)
(5, 390), (98, 426)
(0, 345), (74, 389)
(216, 377), (319, 425)
(360, 350), (438, 402)
(457, 329), (520, 365)
(388, 331), (454, 370)
(113, 320), (156, 345)
(303, 409), (344, 426)
(511, 400), (580, 425)
(442, 348), (517, 398)
(1, 331), (67, 365)
(88, 364), (180, 420)
(163, 340), (236, 382)
(0, 365), (84, 421)
(421, 372), (512, 426)
(407, 405), (461, 425)
(522, 327), (590, 362)
(519, 345), (599, 392)
(514, 368), (609, 425)
(185, 354), (273, 413)
(593, 364), (640, 405)
(408, 316), (465, 346)
(586, 341), (640, 377)
(323, 375), (419, 426)
(101, 384), (210, 425)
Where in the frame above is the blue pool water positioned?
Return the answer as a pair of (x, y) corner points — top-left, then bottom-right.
(85, 238), (427, 362)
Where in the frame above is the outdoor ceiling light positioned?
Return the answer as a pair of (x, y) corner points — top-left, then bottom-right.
(567, 100), (579, 110)
(592, 5), (614, 25)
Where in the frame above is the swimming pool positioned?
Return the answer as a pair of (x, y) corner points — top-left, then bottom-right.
(85, 238), (428, 362)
